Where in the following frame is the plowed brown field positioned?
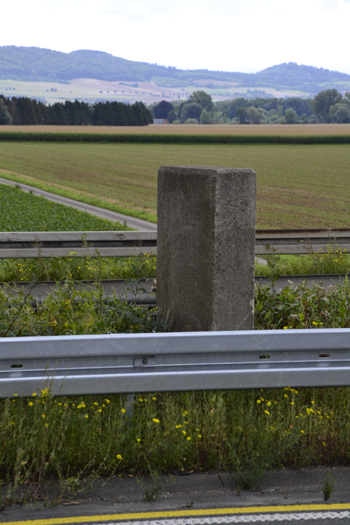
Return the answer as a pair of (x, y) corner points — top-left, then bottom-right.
(1, 124), (350, 135)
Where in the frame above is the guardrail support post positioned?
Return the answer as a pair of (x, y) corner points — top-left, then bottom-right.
(157, 165), (256, 331)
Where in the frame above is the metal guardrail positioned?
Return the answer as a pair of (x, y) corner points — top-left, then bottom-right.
(1, 229), (350, 258)
(255, 228), (350, 255)
(1, 329), (350, 398)
(0, 231), (157, 258)
(1, 275), (348, 302)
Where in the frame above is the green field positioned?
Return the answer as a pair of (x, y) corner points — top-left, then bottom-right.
(1, 142), (350, 228)
(0, 184), (127, 232)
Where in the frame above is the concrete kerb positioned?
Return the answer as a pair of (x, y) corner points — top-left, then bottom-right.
(1, 467), (350, 521)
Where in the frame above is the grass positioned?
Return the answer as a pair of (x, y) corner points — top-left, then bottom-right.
(1, 280), (350, 500)
(255, 247), (350, 278)
(2, 124), (350, 135)
(1, 142), (350, 228)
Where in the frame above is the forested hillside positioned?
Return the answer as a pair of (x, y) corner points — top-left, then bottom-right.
(1, 46), (350, 93)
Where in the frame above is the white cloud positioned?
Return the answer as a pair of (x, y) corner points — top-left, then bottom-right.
(127, 2), (148, 14)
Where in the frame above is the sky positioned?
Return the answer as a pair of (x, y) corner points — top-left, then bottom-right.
(1, 0), (350, 75)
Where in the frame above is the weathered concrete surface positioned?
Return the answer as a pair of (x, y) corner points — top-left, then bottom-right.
(157, 166), (256, 331)
(2, 467), (350, 522)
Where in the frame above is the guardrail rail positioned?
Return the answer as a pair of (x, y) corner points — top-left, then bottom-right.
(1, 329), (350, 398)
(1, 229), (350, 258)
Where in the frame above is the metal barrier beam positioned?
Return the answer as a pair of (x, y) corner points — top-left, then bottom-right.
(255, 228), (350, 255)
(0, 231), (157, 258)
(1, 275), (348, 301)
(1, 329), (350, 398)
(1, 229), (349, 258)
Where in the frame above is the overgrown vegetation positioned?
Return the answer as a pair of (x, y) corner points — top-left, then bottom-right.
(2, 386), (345, 501)
(255, 247), (350, 279)
(0, 253), (156, 283)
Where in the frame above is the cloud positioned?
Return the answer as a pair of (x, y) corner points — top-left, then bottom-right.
(127, 2), (148, 14)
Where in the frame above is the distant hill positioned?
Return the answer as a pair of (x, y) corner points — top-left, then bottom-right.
(1, 46), (350, 95)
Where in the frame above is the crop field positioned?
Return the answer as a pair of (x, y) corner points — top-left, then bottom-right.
(0, 142), (350, 228)
(1, 123), (350, 135)
(0, 184), (127, 232)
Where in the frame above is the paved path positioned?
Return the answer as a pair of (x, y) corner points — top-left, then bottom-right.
(0, 176), (157, 231)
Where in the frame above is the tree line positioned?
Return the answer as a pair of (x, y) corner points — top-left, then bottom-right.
(151, 89), (350, 125)
(0, 97), (153, 126)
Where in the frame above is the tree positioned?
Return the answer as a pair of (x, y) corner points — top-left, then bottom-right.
(16, 97), (37, 124)
(329, 103), (350, 123)
(48, 102), (68, 125)
(283, 97), (313, 117)
(235, 107), (247, 124)
(247, 106), (262, 124)
(180, 102), (202, 122)
(0, 98), (12, 124)
(312, 89), (343, 123)
(188, 90), (214, 111)
(167, 109), (177, 123)
(284, 108), (298, 124)
(153, 100), (174, 119)
(200, 110), (213, 124)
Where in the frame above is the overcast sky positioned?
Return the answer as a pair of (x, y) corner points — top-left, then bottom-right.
(1, 0), (350, 75)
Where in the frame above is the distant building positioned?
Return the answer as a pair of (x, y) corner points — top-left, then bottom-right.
(153, 119), (168, 124)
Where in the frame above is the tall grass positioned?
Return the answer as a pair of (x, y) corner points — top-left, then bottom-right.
(0, 254), (157, 283)
(1, 386), (349, 500)
(256, 246), (350, 278)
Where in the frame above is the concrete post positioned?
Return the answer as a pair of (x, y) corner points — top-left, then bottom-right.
(157, 165), (256, 331)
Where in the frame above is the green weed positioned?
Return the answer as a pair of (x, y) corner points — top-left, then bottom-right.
(256, 246), (350, 277)
(323, 471), (335, 501)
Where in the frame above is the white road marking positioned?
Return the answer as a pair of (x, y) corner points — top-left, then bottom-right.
(88, 511), (350, 524)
